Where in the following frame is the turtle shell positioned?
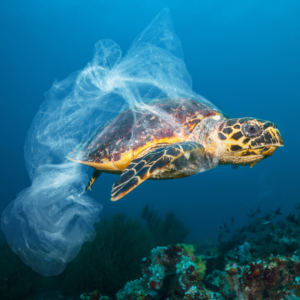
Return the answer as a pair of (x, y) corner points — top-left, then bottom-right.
(67, 98), (223, 171)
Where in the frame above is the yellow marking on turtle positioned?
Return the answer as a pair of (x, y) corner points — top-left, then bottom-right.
(67, 157), (119, 171)
(112, 136), (183, 170)
(69, 136), (186, 172)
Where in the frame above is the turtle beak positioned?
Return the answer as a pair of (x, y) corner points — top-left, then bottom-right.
(246, 126), (283, 168)
(268, 127), (284, 147)
(255, 127), (283, 159)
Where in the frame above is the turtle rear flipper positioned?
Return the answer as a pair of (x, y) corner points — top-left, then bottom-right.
(111, 142), (205, 201)
(86, 169), (102, 192)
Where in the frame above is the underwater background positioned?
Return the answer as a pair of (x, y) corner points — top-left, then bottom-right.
(0, 0), (300, 299)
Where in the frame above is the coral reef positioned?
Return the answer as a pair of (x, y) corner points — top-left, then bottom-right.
(81, 290), (109, 300)
(206, 252), (300, 299)
(202, 205), (300, 299)
(80, 244), (300, 300)
(116, 244), (223, 300)
(79, 205), (300, 300)
(237, 242), (252, 265)
(5, 204), (300, 299)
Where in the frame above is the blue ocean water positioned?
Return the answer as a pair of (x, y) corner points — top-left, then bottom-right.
(0, 0), (299, 275)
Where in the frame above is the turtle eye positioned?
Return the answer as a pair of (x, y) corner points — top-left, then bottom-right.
(242, 123), (262, 138)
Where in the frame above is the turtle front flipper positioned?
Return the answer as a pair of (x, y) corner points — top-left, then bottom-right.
(86, 169), (102, 192)
(111, 142), (205, 201)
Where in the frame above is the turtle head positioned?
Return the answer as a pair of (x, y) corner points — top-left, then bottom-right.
(216, 117), (284, 167)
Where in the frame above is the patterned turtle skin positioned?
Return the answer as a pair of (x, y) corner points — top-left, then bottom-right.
(67, 98), (284, 200)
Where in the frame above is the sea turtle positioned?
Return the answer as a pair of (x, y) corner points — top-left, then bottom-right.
(67, 98), (283, 201)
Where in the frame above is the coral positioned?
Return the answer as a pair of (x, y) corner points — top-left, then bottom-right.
(183, 244), (196, 257)
(80, 290), (109, 300)
(204, 253), (300, 299)
(183, 287), (225, 300)
(204, 270), (233, 297)
(78, 240), (300, 299)
(116, 279), (157, 300)
(218, 252), (300, 299)
(116, 244), (224, 300)
(194, 255), (206, 278)
(182, 245), (206, 278)
(238, 242), (252, 265)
